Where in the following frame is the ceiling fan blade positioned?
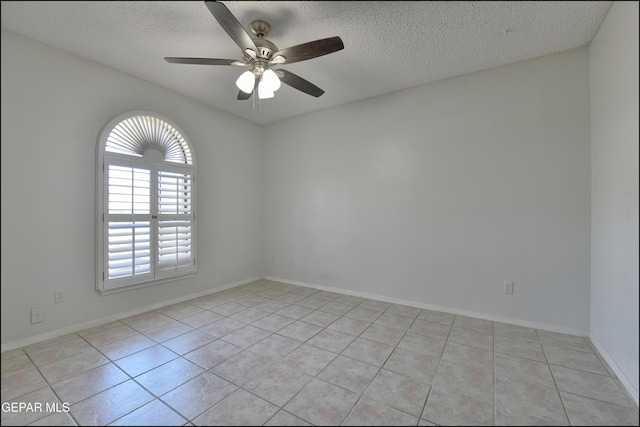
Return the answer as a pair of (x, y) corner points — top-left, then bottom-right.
(205, 1), (257, 55)
(273, 36), (344, 64)
(164, 57), (247, 66)
(237, 90), (252, 100)
(277, 69), (325, 97)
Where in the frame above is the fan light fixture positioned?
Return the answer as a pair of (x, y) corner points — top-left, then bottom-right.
(236, 68), (282, 99)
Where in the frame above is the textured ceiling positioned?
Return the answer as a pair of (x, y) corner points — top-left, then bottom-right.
(1, 1), (613, 125)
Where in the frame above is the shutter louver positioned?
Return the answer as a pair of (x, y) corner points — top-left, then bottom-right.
(105, 115), (193, 165)
(156, 169), (193, 274)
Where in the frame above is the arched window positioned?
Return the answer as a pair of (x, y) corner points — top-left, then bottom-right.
(96, 112), (196, 294)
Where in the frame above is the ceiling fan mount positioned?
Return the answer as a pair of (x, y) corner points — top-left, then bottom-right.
(164, 1), (344, 101)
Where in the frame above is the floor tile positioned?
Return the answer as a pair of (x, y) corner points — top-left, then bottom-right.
(156, 302), (203, 320)
(1, 351), (34, 378)
(51, 363), (128, 405)
(276, 321), (323, 342)
(342, 337), (394, 367)
(142, 321), (194, 343)
(248, 334), (301, 361)
(442, 340), (493, 369)
(299, 310), (340, 327)
(373, 313), (414, 331)
(448, 327), (493, 350)
(109, 399), (186, 426)
(319, 301), (354, 316)
(161, 372), (237, 419)
(358, 299), (392, 312)
(453, 315), (493, 333)
(2, 279), (633, 427)
(364, 369), (431, 417)
(284, 378), (359, 425)
(408, 318), (452, 339)
(493, 322), (539, 341)
(537, 330), (593, 352)
(383, 347), (439, 383)
(183, 339), (242, 369)
(243, 363), (314, 406)
(344, 306), (384, 323)
(327, 317), (371, 336)
(417, 309), (455, 326)
(199, 317), (246, 337)
(1, 368), (47, 402)
(134, 358), (204, 396)
(307, 329), (356, 353)
(70, 380), (153, 426)
(317, 355), (380, 393)
(494, 334), (546, 362)
(193, 388), (279, 426)
(494, 352), (555, 389)
(211, 350), (275, 386)
(96, 333), (156, 360)
(251, 312), (296, 332)
(432, 360), (493, 403)
(360, 324), (406, 346)
(114, 344), (178, 377)
(121, 312), (175, 333)
(281, 344), (337, 376)
(385, 303), (421, 319)
(26, 335), (94, 367)
(274, 292), (307, 304)
(560, 391), (640, 426)
(1, 387), (63, 426)
(209, 302), (247, 317)
(275, 304), (315, 320)
(161, 329), (215, 355)
(543, 345), (609, 375)
(27, 411), (77, 426)
(264, 410), (313, 426)
(344, 396), (419, 426)
(220, 325), (271, 348)
(180, 310), (224, 328)
(82, 323), (139, 347)
(396, 333), (446, 359)
(550, 364), (634, 407)
(38, 348), (109, 384)
(494, 376), (568, 425)
(423, 387), (494, 426)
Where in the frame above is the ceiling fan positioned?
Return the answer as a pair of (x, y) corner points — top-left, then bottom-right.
(164, 1), (344, 101)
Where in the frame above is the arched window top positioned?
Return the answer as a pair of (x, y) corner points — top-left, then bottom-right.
(99, 111), (193, 165)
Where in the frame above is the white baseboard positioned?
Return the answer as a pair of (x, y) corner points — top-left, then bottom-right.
(0, 276), (259, 353)
(262, 275), (589, 337)
(589, 332), (639, 406)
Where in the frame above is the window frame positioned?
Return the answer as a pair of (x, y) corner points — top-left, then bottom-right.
(96, 111), (196, 295)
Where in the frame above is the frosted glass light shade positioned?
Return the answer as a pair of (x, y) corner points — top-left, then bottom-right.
(261, 69), (281, 92)
(236, 70), (255, 93)
(258, 81), (274, 99)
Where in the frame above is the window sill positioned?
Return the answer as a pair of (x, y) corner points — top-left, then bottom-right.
(97, 273), (196, 296)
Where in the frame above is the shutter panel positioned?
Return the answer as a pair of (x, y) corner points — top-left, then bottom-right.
(156, 169), (194, 276)
(104, 162), (153, 288)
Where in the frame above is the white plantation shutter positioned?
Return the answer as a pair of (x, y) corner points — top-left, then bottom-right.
(97, 112), (196, 294)
(156, 168), (194, 277)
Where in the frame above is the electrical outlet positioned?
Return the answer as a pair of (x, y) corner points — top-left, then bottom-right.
(31, 307), (44, 324)
(503, 282), (514, 294)
(54, 289), (66, 303)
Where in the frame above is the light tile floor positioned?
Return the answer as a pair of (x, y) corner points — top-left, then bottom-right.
(1, 279), (638, 426)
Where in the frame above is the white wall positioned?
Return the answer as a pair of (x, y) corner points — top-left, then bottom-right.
(263, 48), (592, 333)
(1, 30), (263, 345)
(589, 1), (639, 403)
